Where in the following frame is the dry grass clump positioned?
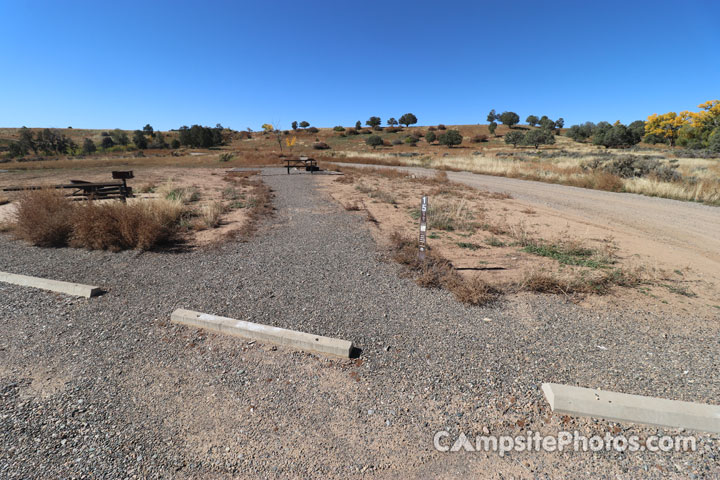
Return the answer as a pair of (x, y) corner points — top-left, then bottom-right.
(70, 199), (184, 251)
(566, 171), (625, 192)
(156, 183), (199, 203)
(389, 232), (499, 305)
(389, 229), (643, 305)
(426, 199), (477, 231)
(520, 267), (643, 295)
(443, 274), (500, 306)
(12, 189), (185, 251)
(334, 173), (355, 184)
(368, 189), (397, 204)
(196, 201), (225, 229)
(13, 189), (77, 247)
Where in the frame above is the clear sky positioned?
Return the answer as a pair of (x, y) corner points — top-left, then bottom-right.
(1, 0), (718, 131)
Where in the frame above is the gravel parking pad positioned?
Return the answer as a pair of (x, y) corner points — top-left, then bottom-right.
(1, 169), (718, 478)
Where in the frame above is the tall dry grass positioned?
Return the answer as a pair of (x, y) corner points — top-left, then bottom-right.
(70, 199), (185, 251)
(196, 201), (225, 229)
(330, 151), (720, 205)
(11, 190), (186, 251)
(12, 189), (77, 247)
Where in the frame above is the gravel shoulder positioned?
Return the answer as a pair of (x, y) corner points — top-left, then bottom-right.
(0, 168), (718, 479)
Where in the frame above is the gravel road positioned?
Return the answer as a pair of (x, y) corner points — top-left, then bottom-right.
(1, 168), (718, 478)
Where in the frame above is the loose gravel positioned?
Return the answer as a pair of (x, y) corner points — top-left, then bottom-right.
(0, 168), (718, 479)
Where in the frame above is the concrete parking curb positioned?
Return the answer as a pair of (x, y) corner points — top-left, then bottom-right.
(0, 271), (102, 298)
(171, 308), (353, 358)
(542, 383), (720, 434)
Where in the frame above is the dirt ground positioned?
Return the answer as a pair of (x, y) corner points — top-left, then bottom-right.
(318, 166), (720, 321)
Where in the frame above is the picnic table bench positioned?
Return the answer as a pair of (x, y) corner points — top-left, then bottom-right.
(2, 171), (134, 201)
(283, 156), (319, 174)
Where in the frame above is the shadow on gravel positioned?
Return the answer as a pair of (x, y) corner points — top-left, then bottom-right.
(349, 346), (363, 359)
(454, 266), (507, 271)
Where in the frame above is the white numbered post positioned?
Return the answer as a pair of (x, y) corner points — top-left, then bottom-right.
(419, 195), (428, 260)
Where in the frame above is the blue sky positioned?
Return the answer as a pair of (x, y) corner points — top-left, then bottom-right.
(1, 0), (718, 131)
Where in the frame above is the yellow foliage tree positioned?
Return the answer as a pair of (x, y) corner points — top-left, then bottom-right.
(261, 123), (274, 133)
(645, 111), (691, 146)
(690, 100), (720, 130)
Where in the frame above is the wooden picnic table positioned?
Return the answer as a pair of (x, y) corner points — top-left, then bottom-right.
(1, 171), (134, 201)
(283, 156), (318, 174)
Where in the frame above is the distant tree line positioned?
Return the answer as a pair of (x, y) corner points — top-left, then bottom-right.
(177, 124), (225, 148)
(486, 109), (564, 133)
(7, 127), (78, 157)
(644, 100), (720, 151)
(565, 120), (646, 148)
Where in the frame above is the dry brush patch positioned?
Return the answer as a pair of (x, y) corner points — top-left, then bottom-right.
(390, 233), (500, 306)
(323, 166), (656, 307)
(7, 170), (274, 251)
(10, 189), (185, 251)
(322, 139), (720, 205)
(222, 171), (274, 240)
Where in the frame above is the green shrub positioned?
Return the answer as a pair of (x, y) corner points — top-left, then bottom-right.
(504, 131), (525, 147)
(522, 129), (555, 148)
(366, 135), (383, 149)
(437, 130), (462, 147)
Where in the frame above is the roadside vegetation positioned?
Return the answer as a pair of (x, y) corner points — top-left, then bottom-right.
(325, 166), (678, 307)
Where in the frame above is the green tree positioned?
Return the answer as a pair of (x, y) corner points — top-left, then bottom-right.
(593, 123), (639, 148)
(426, 130), (436, 143)
(708, 128), (720, 152)
(555, 117), (565, 129)
(487, 109), (497, 122)
(171, 139), (181, 149)
(133, 130), (148, 149)
(539, 116), (556, 130)
(111, 129), (129, 146)
(355, 120), (362, 130)
(488, 122), (498, 136)
(366, 116), (382, 129)
(366, 135), (383, 149)
(398, 113), (417, 127)
(523, 129), (555, 148)
(437, 130), (463, 147)
(19, 127), (36, 154)
(143, 124), (154, 137)
(151, 132), (168, 148)
(34, 128), (74, 154)
(101, 136), (115, 149)
(387, 117), (398, 127)
(628, 120), (646, 144)
(526, 115), (539, 127)
(82, 138), (97, 154)
(504, 131), (525, 147)
(566, 122), (596, 142)
(499, 111), (520, 128)
(8, 142), (25, 158)
(299, 121), (310, 129)
(291, 121), (298, 130)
